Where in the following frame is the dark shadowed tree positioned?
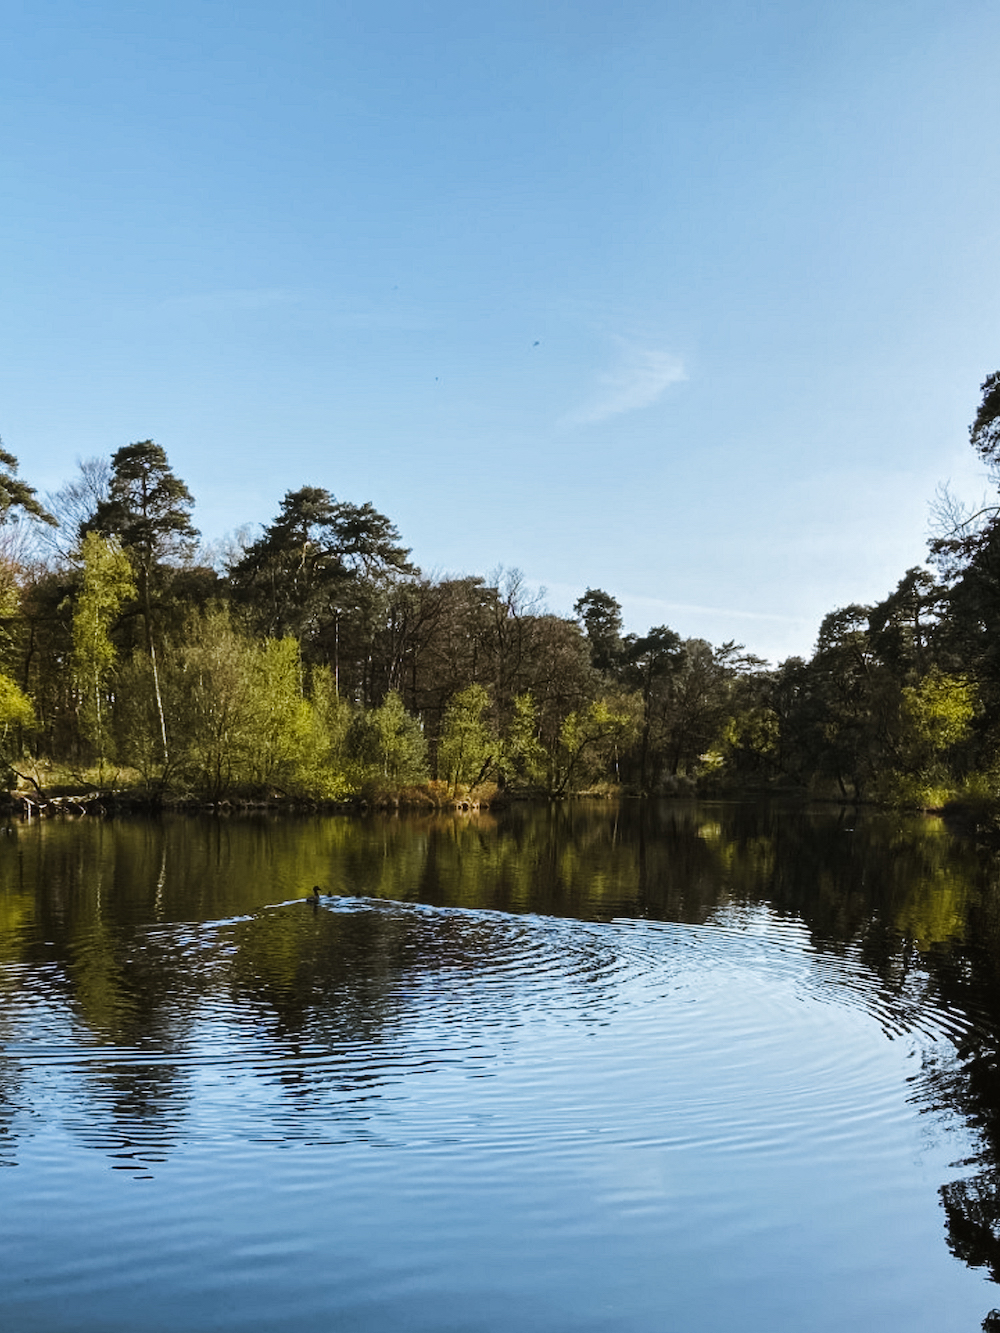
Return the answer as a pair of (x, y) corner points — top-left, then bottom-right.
(228, 486), (414, 696)
(930, 373), (1000, 589)
(0, 442), (55, 527)
(971, 371), (1000, 474)
(662, 639), (768, 780)
(87, 441), (198, 649)
(623, 625), (685, 792)
(867, 567), (944, 678)
(574, 588), (624, 675)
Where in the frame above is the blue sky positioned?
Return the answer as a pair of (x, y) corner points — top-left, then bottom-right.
(4, 0), (999, 663)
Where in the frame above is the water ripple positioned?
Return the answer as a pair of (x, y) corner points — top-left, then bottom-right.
(0, 895), (978, 1170)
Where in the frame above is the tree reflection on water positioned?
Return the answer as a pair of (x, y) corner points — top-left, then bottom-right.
(4, 800), (1000, 1321)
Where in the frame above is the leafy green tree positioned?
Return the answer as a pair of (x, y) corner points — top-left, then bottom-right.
(774, 580), (968, 803)
(242, 637), (326, 793)
(867, 567), (944, 677)
(13, 563), (74, 758)
(502, 691), (548, 787)
(549, 694), (641, 796)
(370, 692), (427, 784)
(112, 653), (175, 787)
(115, 610), (339, 798)
(71, 533), (135, 771)
(876, 669), (979, 806)
(717, 703), (781, 780)
(504, 613), (596, 761)
(167, 609), (258, 797)
(0, 672), (35, 783)
(346, 690), (427, 789)
(803, 605), (888, 797)
(900, 669), (976, 759)
(437, 683), (495, 792)
(0, 531), (31, 677)
(309, 663), (354, 759)
(653, 639), (737, 780)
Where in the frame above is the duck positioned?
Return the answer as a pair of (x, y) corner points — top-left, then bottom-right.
(310, 885), (339, 901)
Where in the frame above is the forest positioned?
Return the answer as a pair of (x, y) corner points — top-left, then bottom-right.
(2, 370), (1000, 812)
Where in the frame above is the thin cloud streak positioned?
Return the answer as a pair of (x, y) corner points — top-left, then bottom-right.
(564, 342), (687, 426)
(627, 597), (810, 625)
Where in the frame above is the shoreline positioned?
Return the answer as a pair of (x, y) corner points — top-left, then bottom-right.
(5, 784), (993, 835)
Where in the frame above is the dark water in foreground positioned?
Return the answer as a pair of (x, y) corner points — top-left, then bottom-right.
(3, 800), (1000, 1331)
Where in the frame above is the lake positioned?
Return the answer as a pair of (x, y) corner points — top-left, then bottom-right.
(2, 799), (1000, 1331)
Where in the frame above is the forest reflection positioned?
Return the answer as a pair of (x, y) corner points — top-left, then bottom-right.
(3, 799), (1000, 1301)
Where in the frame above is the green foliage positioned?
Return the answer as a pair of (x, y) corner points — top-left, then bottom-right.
(899, 669), (975, 761)
(346, 690), (428, 789)
(237, 637), (317, 792)
(114, 611), (343, 797)
(112, 653), (173, 786)
(502, 692), (548, 787)
(309, 664), (354, 753)
(0, 673), (34, 731)
(371, 692), (427, 783)
(438, 684), (495, 792)
(872, 767), (956, 811)
(775, 572), (981, 805)
(781, 603), (892, 798)
(0, 541), (31, 685)
(867, 671), (978, 809)
(83, 441), (200, 769)
(719, 705), (781, 777)
(0, 671), (36, 786)
(72, 533), (136, 763)
(550, 694), (640, 796)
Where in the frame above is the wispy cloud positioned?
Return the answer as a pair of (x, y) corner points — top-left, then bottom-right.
(565, 340), (687, 426)
(625, 596), (809, 625)
(544, 583), (807, 627)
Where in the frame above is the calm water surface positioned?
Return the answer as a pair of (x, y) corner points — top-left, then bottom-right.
(3, 800), (1000, 1331)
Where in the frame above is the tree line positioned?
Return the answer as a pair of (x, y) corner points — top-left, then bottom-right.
(2, 371), (1000, 808)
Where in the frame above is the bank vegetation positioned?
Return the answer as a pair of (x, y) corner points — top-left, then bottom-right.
(3, 372), (1000, 818)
